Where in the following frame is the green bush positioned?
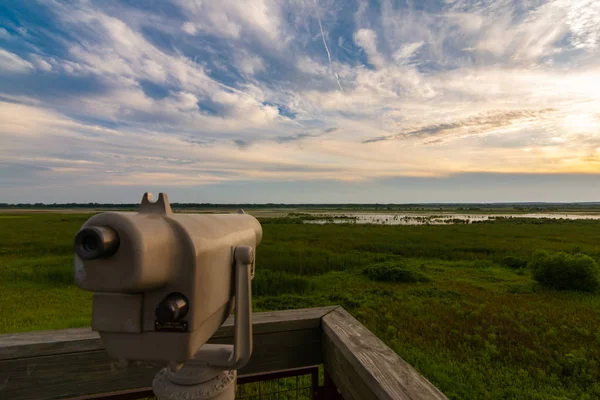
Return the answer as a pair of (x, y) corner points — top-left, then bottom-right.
(529, 251), (599, 292)
(502, 256), (528, 269)
(363, 262), (429, 283)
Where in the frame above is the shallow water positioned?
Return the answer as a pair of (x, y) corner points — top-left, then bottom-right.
(303, 213), (600, 225)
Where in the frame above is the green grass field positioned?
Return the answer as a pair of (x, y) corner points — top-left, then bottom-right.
(1, 213), (600, 399)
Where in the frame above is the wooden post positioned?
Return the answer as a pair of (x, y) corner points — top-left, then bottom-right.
(322, 307), (448, 400)
(322, 369), (344, 400)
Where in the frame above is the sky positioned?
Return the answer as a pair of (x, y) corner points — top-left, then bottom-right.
(1, 0), (600, 204)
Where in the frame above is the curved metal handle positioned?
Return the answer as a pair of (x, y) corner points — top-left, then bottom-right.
(192, 245), (254, 370)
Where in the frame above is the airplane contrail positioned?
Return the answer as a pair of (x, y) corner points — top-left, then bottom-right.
(314, 0), (344, 92)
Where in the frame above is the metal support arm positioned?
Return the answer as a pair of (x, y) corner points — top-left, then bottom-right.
(192, 245), (254, 370)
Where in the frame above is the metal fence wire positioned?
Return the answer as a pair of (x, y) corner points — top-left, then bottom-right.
(67, 366), (324, 400)
(235, 366), (319, 400)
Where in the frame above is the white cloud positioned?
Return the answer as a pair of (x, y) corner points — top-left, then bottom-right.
(30, 54), (53, 71)
(353, 29), (385, 69)
(174, 0), (283, 43)
(472, 0), (568, 63)
(296, 56), (329, 76)
(0, 49), (34, 73)
(170, 91), (199, 112)
(181, 22), (198, 35)
(46, 3), (284, 132)
(561, 0), (600, 49)
(0, 101), (78, 137)
(393, 42), (424, 64)
(237, 53), (265, 75)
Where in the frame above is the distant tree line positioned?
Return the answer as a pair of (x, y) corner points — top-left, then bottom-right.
(1, 202), (600, 210)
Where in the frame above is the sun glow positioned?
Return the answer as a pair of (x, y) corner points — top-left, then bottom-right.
(563, 113), (600, 134)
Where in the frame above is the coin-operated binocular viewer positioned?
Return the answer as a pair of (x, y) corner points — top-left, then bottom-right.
(73, 193), (262, 400)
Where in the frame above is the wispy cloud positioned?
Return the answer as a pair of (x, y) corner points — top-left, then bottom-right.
(0, 49), (34, 73)
(363, 109), (558, 143)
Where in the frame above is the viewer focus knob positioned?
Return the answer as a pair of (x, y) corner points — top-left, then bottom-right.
(156, 293), (189, 323)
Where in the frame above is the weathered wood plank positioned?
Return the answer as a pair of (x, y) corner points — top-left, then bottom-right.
(0, 306), (338, 361)
(322, 307), (448, 400)
(213, 328), (323, 376)
(0, 328), (323, 400)
(211, 305), (338, 339)
(0, 328), (102, 362)
(0, 351), (159, 400)
(0, 307), (334, 400)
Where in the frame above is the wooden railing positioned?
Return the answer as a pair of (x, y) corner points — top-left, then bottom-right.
(0, 306), (448, 400)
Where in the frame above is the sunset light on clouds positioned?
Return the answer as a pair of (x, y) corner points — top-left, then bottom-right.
(1, 0), (599, 203)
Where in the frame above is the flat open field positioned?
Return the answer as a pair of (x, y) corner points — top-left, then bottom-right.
(1, 213), (600, 399)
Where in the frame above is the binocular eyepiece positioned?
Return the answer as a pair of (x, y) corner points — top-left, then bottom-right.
(74, 226), (120, 260)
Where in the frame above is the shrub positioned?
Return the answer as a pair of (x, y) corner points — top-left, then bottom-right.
(363, 262), (429, 283)
(502, 256), (528, 269)
(529, 251), (599, 292)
